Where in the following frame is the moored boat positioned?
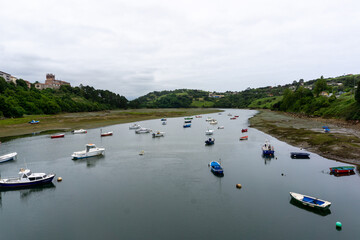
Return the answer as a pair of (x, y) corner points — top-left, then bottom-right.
(152, 131), (165, 138)
(205, 117), (213, 122)
(218, 126), (224, 129)
(72, 129), (87, 134)
(162, 121), (167, 125)
(195, 115), (202, 118)
(184, 117), (193, 120)
(72, 144), (105, 159)
(101, 131), (113, 137)
(262, 141), (274, 156)
(51, 134), (65, 139)
(183, 124), (191, 128)
(129, 124), (141, 129)
(184, 120), (192, 123)
(0, 152), (17, 163)
(0, 168), (55, 188)
(240, 136), (248, 141)
(329, 166), (355, 174)
(205, 138), (215, 145)
(209, 161), (224, 175)
(230, 117), (236, 120)
(209, 119), (218, 125)
(28, 120), (39, 124)
(205, 129), (214, 135)
(161, 118), (167, 121)
(241, 128), (248, 133)
(290, 152), (310, 159)
(135, 128), (151, 134)
(289, 192), (331, 210)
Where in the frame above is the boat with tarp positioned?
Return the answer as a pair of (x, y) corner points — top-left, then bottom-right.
(205, 138), (215, 145)
(329, 166), (355, 174)
(209, 161), (224, 176)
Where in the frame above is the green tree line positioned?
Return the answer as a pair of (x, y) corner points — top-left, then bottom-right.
(0, 77), (128, 118)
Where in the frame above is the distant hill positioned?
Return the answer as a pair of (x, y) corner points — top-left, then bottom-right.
(0, 77), (128, 118)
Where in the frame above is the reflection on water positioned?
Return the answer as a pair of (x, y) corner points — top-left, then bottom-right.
(72, 155), (105, 168)
(330, 172), (356, 177)
(289, 198), (331, 217)
(0, 183), (56, 207)
(262, 154), (274, 165)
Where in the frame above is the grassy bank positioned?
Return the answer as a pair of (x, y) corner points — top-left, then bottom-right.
(0, 108), (221, 140)
(249, 110), (360, 165)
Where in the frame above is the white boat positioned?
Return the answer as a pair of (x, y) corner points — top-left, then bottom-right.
(152, 131), (165, 138)
(0, 168), (55, 188)
(205, 129), (214, 135)
(72, 129), (87, 134)
(72, 144), (105, 159)
(135, 128), (152, 134)
(290, 192), (331, 209)
(218, 126), (224, 129)
(0, 152), (17, 163)
(129, 123), (141, 129)
(209, 119), (218, 125)
(205, 117), (213, 122)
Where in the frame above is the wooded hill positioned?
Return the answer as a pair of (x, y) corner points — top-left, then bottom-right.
(0, 77), (128, 118)
(130, 74), (360, 120)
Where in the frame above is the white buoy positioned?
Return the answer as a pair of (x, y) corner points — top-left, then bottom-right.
(57, 177), (62, 182)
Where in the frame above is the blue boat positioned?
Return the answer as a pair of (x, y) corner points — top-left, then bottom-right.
(161, 118), (167, 121)
(262, 141), (274, 156)
(183, 124), (191, 128)
(323, 126), (330, 133)
(205, 138), (215, 145)
(290, 152), (310, 159)
(0, 168), (55, 188)
(290, 192), (331, 210)
(28, 120), (40, 124)
(209, 161), (224, 175)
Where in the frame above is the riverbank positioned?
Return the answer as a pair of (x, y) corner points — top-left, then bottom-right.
(0, 108), (221, 141)
(249, 110), (360, 165)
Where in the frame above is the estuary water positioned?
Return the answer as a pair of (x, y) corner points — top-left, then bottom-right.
(0, 109), (359, 240)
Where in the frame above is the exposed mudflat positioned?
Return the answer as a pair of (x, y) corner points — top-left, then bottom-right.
(249, 110), (360, 165)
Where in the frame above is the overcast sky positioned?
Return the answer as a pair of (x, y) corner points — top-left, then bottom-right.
(1, 0), (359, 99)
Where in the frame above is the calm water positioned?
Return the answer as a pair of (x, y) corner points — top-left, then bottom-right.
(0, 109), (359, 240)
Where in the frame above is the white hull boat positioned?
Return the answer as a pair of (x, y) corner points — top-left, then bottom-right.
(135, 128), (152, 134)
(205, 129), (214, 135)
(0, 152), (17, 163)
(129, 124), (141, 129)
(72, 144), (105, 159)
(152, 131), (165, 138)
(290, 192), (331, 209)
(72, 129), (87, 134)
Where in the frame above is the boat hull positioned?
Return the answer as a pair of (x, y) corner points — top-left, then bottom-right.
(290, 152), (310, 159)
(262, 150), (274, 155)
(289, 192), (331, 210)
(51, 134), (64, 139)
(0, 152), (17, 163)
(72, 150), (105, 159)
(0, 175), (55, 188)
(329, 166), (355, 173)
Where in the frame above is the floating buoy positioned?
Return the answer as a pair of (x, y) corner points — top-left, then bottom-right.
(139, 150), (144, 155)
(236, 184), (242, 189)
(57, 177), (62, 182)
(336, 222), (342, 229)
(281, 173), (284, 176)
(275, 157), (278, 160)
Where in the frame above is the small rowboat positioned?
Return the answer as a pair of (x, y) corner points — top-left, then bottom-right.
(234, 115), (239, 118)
(183, 124), (191, 128)
(290, 192), (331, 210)
(184, 120), (192, 123)
(195, 115), (202, 118)
(72, 129), (87, 134)
(218, 126), (224, 129)
(230, 117), (236, 120)
(28, 120), (39, 124)
(101, 132), (113, 137)
(0, 152), (17, 163)
(51, 134), (65, 139)
(209, 161), (224, 176)
(329, 166), (355, 174)
(240, 136), (248, 141)
(241, 128), (248, 133)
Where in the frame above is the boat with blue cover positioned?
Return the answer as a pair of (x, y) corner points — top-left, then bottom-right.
(205, 138), (215, 145)
(262, 141), (274, 156)
(0, 168), (55, 188)
(183, 124), (191, 128)
(290, 192), (331, 210)
(28, 120), (39, 124)
(209, 161), (223, 175)
(290, 152), (310, 159)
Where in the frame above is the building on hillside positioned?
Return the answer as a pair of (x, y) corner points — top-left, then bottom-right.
(0, 71), (11, 82)
(208, 92), (225, 98)
(319, 91), (329, 97)
(34, 74), (70, 90)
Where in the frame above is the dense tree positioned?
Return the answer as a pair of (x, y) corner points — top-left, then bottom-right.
(355, 81), (360, 104)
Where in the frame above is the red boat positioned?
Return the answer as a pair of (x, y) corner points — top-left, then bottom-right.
(51, 134), (65, 139)
(101, 131), (113, 137)
(242, 129), (248, 133)
(240, 136), (248, 141)
(329, 166), (355, 174)
(235, 115), (239, 117)
(230, 117), (236, 120)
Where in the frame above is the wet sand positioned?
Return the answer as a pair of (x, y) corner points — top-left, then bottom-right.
(249, 110), (360, 165)
(0, 108), (221, 140)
